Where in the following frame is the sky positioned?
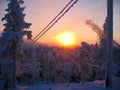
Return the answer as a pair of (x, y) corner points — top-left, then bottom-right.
(0, 0), (120, 46)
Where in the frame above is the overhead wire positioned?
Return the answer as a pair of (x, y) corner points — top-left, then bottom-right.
(31, 0), (78, 45)
(32, 0), (78, 44)
(32, 0), (75, 42)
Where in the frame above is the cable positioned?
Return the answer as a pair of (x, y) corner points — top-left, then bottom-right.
(32, 0), (78, 44)
(32, 0), (78, 43)
(32, 0), (75, 42)
(31, 0), (78, 44)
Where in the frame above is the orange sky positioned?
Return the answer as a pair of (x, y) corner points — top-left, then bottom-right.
(0, 0), (120, 46)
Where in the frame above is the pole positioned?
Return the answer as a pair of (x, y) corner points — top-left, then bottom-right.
(105, 0), (113, 88)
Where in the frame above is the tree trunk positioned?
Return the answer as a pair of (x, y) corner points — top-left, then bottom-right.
(11, 42), (16, 88)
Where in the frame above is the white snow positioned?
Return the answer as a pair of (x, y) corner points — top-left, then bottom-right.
(17, 81), (105, 90)
(16, 78), (120, 90)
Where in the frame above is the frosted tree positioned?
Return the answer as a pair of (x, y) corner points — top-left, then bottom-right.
(0, 0), (32, 88)
(78, 42), (94, 85)
(42, 50), (56, 83)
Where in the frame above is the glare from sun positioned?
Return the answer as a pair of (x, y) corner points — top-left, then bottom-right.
(55, 32), (77, 47)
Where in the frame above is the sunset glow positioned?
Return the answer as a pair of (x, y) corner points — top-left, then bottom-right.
(0, 0), (120, 46)
(55, 32), (77, 47)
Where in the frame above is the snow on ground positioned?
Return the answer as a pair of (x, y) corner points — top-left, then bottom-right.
(15, 77), (120, 90)
(17, 80), (105, 90)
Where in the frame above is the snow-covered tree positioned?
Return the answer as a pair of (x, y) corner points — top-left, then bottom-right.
(0, 0), (32, 88)
(78, 42), (95, 84)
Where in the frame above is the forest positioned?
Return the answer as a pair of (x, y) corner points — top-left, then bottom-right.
(0, 40), (120, 88)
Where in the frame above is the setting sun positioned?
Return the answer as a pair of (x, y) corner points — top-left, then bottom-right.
(55, 32), (77, 47)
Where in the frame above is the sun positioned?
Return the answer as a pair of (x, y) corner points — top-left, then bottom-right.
(55, 32), (77, 47)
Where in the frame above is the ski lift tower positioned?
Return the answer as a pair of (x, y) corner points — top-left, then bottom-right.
(104, 0), (113, 89)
